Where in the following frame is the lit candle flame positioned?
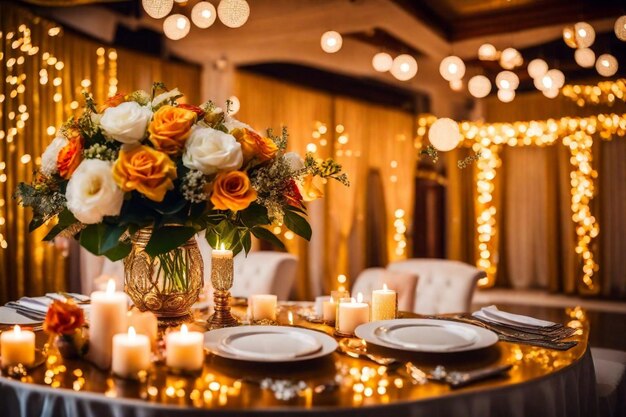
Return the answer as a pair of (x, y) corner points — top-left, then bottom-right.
(14, 324), (21, 334)
(288, 311), (294, 325)
(383, 283), (389, 291)
(330, 296), (334, 303)
(128, 326), (136, 339)
(357, 292), (364, 303)
(106, 278), (116, 294)
(181, 324), (188, 334)
(220, 243), (225, 251)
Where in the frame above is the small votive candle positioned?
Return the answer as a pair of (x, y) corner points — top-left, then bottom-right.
(127, 310), (158, 349)
(249, 294), (277, 322)
(112, 326), (151, 379)
(336, 293), (370, 336)
(315, 296), (330, 317)
(322, 297), (337, 322)
(1, 325), (35, 367)
(371, 284), (398, 321)
(166, 324), (204, 372)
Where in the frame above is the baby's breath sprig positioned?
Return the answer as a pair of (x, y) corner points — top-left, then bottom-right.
(83, 143), (118, 161)
(181, 170), (212, 203)
(266, 127), (288, 152)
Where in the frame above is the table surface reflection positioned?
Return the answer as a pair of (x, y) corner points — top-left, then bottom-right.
(0, 303), (589, 414)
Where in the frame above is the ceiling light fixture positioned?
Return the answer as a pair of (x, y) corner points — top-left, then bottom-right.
(320, 31), (343, 53)
(439, 56), (465, 81)
(478, 43), (498, 61)
(574, 48), (595, 68)
(372, 52), (393, 72)
(163, 14), (190, 40)
(615, 15), (626, 41)
(142, 0), (174, 19)
(218, 0), (250, 28)
(390, 54), (418, 81)
(596, 54), (618, 77)
(527, 58), (548, 79)
(192, 2), (217, 28)
(468, 75), (491, 98)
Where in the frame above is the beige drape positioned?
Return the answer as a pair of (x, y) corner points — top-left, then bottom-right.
(0, 4), (201, 303)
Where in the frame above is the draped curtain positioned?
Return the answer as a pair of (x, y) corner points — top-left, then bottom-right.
(0, 4), (201, 303)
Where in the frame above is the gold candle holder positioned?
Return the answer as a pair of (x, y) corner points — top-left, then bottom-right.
(206, 250), (240, 330)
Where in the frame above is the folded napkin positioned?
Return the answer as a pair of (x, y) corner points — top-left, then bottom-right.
(473, 305), (557, 329)
(5, 293), (91, 322)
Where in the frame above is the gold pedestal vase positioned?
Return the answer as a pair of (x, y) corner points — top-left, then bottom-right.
(124, 228), (203, 326)
(206, 252), (239, 330)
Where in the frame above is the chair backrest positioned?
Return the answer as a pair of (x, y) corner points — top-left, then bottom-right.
(351, 267), (418, 312)
(231, 252), (298, 300)
(387, 259), (484, 315)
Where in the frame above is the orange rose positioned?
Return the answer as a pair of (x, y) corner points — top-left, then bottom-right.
(232, 128), (278, 163)
(113, 145), (177, 202)
(210, 171), (257, 211)
(44, 299), (85, 335)
(147, 105), (196, 155)
(299, 174), (324, 202)
(57, 132), (83, 179)
(177, 103), (205, 118)
(98, 93), (125, 112)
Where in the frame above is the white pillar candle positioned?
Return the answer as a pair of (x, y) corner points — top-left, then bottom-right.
(322, 298), (337, 322)
(371, 284), (398, 321)
(112, 326), (151, 379)
(166, 324), (204, 372)
(127, 310), (158, 349)
(249, 294), (277, 321)
(336, 293), (370, 335)
(1, 325), (35, 367)
(315, 296), (330, 316)
(87, 279), (128, 369)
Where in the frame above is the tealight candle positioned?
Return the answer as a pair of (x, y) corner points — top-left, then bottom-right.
(336, 293), (370, 335)
(371, 284), (398, 321)
(112, 326), (151, 379)
(88, 279), (128, 369)
(1, 325), (35, 367)
(315, 296), (330, 317)
(166, 324), (204, 372)
(249, 294), (277, 322)
(322, 297), (337, 322)
(127, 310), (158, 349)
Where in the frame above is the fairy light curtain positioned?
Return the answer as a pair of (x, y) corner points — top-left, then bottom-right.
(418, 90), (626, 297)
(0, 4), (201, 303)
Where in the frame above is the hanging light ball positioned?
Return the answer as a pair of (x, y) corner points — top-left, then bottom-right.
(495, 71), (519, 90)
(500, 47), (522, 69)
(574, 48), (595, 68)
(163, 14), (191, 40)
(428, 118), (461, 152)
(372, 52), (393, 72)
(320, 31), (343, 53)
(546, 69), (565, 89)
(478, 43), (498, 61)
(218, 0), (250, 28)
(497, 89), (515, 103)
(192, 2), (217, 28)
(543, 88), (559, 99)
(574, 22), (595, 48)
(596, 54), (618, 77)
(468, 75), (491, 98)
(449, 79), (463, 91)
(536, 73), (553, 91)
(142, 0), (174, 19)
(563, 26), (577, 48)
(390, 54), (418, 81)
(227, 95), (240, 115)
(527, 58), (548, 79)
(439, 56), (465, 81)
(615, 15), (626, 41)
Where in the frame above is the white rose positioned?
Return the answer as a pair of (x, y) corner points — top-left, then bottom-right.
(40, 135), (68, 175)
(284, 152), (304, 173)
(151, 88), (181, 108)
(223, 115), (253, 133)
(100, 101), (152, 144)
(66, 159), (124, 224)
(183, 127), (243, 174)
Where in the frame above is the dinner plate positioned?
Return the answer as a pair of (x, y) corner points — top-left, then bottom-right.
(205, 326), (338, 362)
(355, 319), (498, 353)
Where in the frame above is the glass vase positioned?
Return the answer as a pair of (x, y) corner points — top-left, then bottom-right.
(124, 228), (203, 325)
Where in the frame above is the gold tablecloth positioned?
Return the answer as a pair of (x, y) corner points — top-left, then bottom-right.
(0, 304), (596, 417)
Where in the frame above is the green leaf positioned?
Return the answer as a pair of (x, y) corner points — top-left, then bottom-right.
(79, 223), (127, 255)
(43, 210), (78, 242)
(251, 227), (286, 251)
(145, 226), (197, 257)
(104, 242), (132, 261)
(285, 205), (307, 215)
(242, 231), (252, 254)
(28, 216), (45, 232)
(283, 210), (312, 241)
(239, 203), (270, 227)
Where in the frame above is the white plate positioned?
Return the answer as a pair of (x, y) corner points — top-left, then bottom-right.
(355, 319), (499, 353)
(0, 306), (42, 325)
(205, 326), (338, 362)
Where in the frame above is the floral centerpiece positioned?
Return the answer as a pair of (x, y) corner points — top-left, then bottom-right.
(16, 83), (348, 319)
(43, 299), (87, 358)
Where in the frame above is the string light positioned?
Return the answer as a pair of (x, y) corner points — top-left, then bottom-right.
(393, 209), (407, 258)
(416, 112), (626, 291)
(561, 79), (626, 107)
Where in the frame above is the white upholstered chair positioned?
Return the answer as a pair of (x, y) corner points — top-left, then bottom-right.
(351, 267), (418, 312)
(230, 251), (298, 300)
(592, 347), (626, 417)
(387, 259), (485, 315)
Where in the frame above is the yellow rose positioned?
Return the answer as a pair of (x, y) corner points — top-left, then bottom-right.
(231, 128), (278, 163)
(210, 171), (257, 212)
(299, 174), (324, 202)
(148, 105), (196, 155)
(113, 145), (177, 202)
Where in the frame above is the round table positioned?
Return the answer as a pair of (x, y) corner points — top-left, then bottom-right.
(0, 304), (598, 417)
